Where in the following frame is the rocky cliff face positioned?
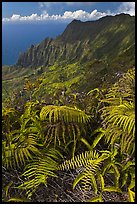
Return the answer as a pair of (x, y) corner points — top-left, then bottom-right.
(16, 14), (135, 68)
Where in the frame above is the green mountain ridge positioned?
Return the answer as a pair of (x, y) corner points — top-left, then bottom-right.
(16, 13), (135, 68)
(2, 13), (135, 101)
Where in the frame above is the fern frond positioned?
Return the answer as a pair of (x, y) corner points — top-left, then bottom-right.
(121, 172), (128, 188)
(40, 105), (90, 123)
(80, 137), (92, 150)
(59, 150), (110, 192)
(87, 194), (103, 202)
(87, 88), (100, 98)
(98, 173), (104, 192)
(101, 101), (135, 154)
(18, 148), (61, 198)
(40, 105), (90, 148)
(128, 188), (135, 202)
(58, 150), (100, 171)
(73, 172), (85, 189)
(103, 186), (122, 193)
(2, 133), (39, 168)
(2, 107), (16, 117)
(7, 197), (30, 202)
(90, 129), (105, 149)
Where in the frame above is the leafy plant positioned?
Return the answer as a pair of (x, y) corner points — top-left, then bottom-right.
(101, 101), (135, 154)
(2, 67), (135, 202)
(40, 105), (91, 157)
(58, 148), (123, 201)
(17, 148), (63, 198)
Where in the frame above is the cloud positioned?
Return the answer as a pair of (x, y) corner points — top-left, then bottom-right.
(2, 2), (135, 23)
(117, 2), (135, 16)
(3, 13), (41, 22)
(2, 9), (113, 23)
(62, 9), (113, 21)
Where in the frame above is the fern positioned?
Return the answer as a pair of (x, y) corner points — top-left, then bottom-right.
(87, 88), (100, 98)
(101, 101), (135, 154)
(87, 195), (103, 202)
(17, 148), (62, 198)
(39, 105), (91, 157)
(2, 101), (42, 168)
(40, 105), (90, 123)
(99, 69), (135, 156)
(2, 133), (40, 168)
(104, 68), (135, 103)
(59, 150), (110, 193)
(2, 107), (16, 117)
(128, 188), (135, 202)
(7, 197), (30, 202)
(103, 186), (122, 193)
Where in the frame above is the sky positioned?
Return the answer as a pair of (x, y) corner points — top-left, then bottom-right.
(2, 2), (135, 23)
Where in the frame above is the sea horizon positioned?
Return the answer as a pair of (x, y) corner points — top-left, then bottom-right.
(2, 22), (68, 66)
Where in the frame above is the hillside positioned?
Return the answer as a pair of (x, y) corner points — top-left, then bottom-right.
(2, 13), (135, 202)
(2, 14), (135, 101)
(16, 14), (135, 68)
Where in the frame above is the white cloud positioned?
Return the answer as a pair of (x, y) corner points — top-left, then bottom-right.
(117, 2), (135, 16)
(11, 14), (21, 21)
(3, 13), (41, 22)
(62, 9), (113, 21)
(2, 2), (135, 23)
(2, 9), (113, 23)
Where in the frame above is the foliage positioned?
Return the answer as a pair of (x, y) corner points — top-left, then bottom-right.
(100, 68), (135, 155)
(17, 148), (63, 198)
(2, 14), (135, 202)
(2, 102), (40, 169)
(58, 67), (135, 202)
(2, 67), (135, 202)
(59, 149), (110, 194)
(39, 105), (91, 158)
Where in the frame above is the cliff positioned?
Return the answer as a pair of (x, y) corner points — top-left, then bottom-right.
(16, 14), (135, 68)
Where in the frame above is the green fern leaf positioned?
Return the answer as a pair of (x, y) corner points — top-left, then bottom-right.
(73, 172), (85, 189)
(7, 197), (30, 202)
(88, 173), (98, 194)
(5, 181), (12, 197)
(128, 173), (135, 190)
(98, 174), (104, 191)
(40, 105), (90, 123)
(128, 188), (135, 202)
(90, 131), (105, 149)
(87, 195), (103, 202)
(121, 172), (128, 188)
(80, 137), (92, 150)
(103, 186), (122, 193)
(87, 88), (100, 98)
(111, 163), (120, 187)
(122, 161), (135, 171)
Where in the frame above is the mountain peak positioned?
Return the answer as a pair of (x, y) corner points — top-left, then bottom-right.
(70, 19), (82, 23)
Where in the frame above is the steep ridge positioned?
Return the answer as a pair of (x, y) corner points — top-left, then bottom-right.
(16, 14), (135, 68)
(3, 14), (135, 101)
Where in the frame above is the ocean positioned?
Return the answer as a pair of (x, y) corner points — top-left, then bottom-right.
(2, 22), (68, 66)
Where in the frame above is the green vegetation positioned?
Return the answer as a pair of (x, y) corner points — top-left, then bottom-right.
(15, 14), (134, 68)
(2, 14), (135, 202)
(2, 67), (135, 202)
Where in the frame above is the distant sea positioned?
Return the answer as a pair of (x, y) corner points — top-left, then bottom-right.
(2, 22), (68, 66)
